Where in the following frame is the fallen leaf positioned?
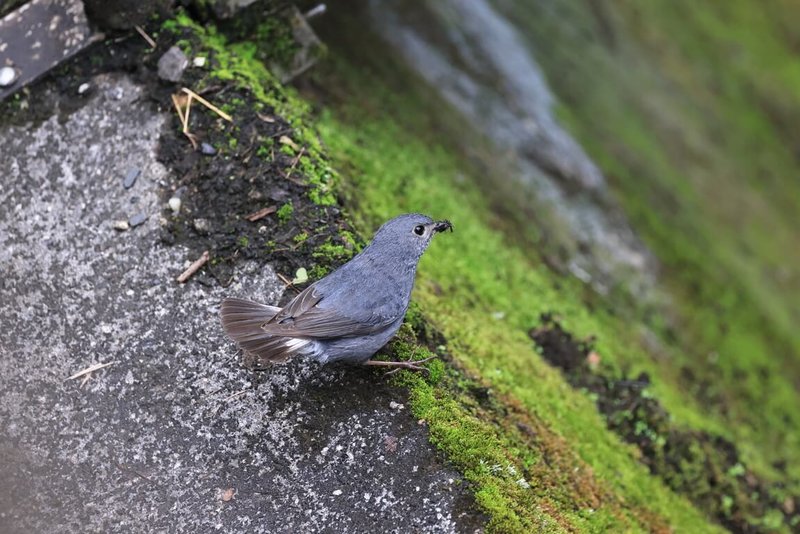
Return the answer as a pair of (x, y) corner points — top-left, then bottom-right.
(279, 135), (300, 151)
(257, 112), (275, 123)
(292, 267), (308, 285)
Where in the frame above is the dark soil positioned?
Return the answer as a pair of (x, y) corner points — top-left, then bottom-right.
(154, 82), (354, 290)
(530, 314), (800, 533)
(148, 21), (358, 293)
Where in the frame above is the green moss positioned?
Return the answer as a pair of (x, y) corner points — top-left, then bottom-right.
(160, 18), (180, 34)
(293, 232), (308, 244)
(276, 201), (293, 223)
(236, 235), (249, 248)
(174, 39), (192, 55)
(307, 232), (359, 280)
(279, 142), (295, 156)
(312, 240), (354, 264)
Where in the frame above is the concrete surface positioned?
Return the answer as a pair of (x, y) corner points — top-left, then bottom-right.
(0, 74), (483, 533)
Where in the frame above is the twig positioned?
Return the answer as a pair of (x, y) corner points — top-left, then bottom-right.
(241, 131), (259, 164)
(267, 128), (293, 139)
(223, 390), (249, 402)
(172, 94), (198, 149)
(184, 131), (198, 150)
(181, 88), (232, 122)
(276, 272), (293, 287)
(134, 25), (156, 48)
(245, 205), (277, 222)
(68, 361), (116, 380)
(177, 250), (210, 283)
(275, 272), (301, 293)
(171, 93), (185, 124)
(113, 460), (153, 483)
(182, 92), (192, 133)
(286, 146), (306, 178)
(80, 374), (92, 388)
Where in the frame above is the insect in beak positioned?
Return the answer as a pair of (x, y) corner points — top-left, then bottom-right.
(433, 220), (453, 233)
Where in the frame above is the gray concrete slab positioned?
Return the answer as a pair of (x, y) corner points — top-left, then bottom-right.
(0, 73), (482, 533)
(0, 0), (102, 101)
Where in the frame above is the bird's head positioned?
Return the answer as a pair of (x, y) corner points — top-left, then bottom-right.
(367, 213), (453, 262)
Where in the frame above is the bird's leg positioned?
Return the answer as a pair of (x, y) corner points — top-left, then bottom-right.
(363, 355), (438, 374)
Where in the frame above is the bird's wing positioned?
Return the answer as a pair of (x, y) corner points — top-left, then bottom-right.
(262, 282), (394, 339)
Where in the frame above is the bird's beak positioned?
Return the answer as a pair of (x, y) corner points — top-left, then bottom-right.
(433, 220), (453, 233)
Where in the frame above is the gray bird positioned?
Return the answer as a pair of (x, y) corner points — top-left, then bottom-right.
(220, 213), (453, 371)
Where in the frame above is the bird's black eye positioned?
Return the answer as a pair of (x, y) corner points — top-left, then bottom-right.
(413, 225), (425, 236)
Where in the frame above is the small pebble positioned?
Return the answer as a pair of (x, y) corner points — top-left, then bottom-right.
(77, 82), (91, 95)
(193, 218), (211, 234)
(389, 401), (404, 410)
(168, 196), (182, 214)
(0, 66), (18, 87)
(129, 212), (147, 227)
(157, 46), (188, 82)
(200, 142), (216, 156)
(113, 220), (130, 231)
(123, 168), (140, 189)
(332, 489), (343, 496)
(192, 56), (207, 67)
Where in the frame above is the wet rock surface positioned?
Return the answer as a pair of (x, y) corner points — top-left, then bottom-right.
(0, 0), (101, 101)
(0, 74), (483, 532)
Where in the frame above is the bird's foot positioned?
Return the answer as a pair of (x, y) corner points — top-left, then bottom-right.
(364, 355), (438, 375)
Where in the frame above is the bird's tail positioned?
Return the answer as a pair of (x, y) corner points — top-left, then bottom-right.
(220, 298), (313, 368)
